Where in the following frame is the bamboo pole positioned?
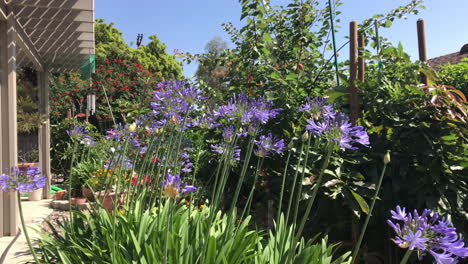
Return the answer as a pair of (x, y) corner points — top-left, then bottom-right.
(417, 19), (427, 85)
(349, 21), (359, 125)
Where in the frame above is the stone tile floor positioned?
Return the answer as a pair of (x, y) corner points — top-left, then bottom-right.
(0, 198), (52, 264)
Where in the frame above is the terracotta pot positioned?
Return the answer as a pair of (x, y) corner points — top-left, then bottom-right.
(71, 197), (87, 205)
(97, 191), (125, 212)
(55, 190), (67, 200)
(82, 187), (95, 201)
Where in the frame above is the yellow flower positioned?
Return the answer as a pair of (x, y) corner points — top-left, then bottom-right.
(128, 123), (137, 132)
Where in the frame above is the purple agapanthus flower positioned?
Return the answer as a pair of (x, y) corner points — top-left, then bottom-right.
(0, 165), (46, 193)
(254, 133), (285, 158)
(80, 136), (96, 147)
(66, 126), (87, 140)
(211, 144), (241, 164)
(306, 110), (369, 150)
(387, 206), (468, 263)
(215, 92), (281, 128)
(161, 172), (197, 198)
(151, 81), (206, 131)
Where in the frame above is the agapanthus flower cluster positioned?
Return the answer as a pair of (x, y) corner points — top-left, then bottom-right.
(215, 92), (281, 131)
(67, 126), (96, 147)
(151, 81), (205, 130)
(303, 97), (369, 150)
(387, 206), (468, 263)
(299, 97), (334, 120)
(161, 172), (197, 198)
(210, 144), (241, 165)
(179, 150), (193, 173)
(0, 165), (46, 193)
(254, 133), (285, 158)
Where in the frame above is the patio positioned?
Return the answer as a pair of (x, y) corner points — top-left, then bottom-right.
(0, 0), (95, 238)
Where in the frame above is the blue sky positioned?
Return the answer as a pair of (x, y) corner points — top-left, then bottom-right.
(95, 0), (468, 77)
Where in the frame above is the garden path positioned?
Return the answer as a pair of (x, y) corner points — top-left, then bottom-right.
(0, 198), (52, 264)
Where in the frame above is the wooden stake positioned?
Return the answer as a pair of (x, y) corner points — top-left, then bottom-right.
(349, 21), (359, 125)
(358, 34), (366, 83)
(417, 19), (427, 85)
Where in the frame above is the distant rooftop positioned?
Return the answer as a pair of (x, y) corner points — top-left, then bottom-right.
(428, 44), (468, 70)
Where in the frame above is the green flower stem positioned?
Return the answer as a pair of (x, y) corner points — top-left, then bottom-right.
(68, 142), (78, 227)
(295, 144), (333, 240)
(276, 149), (292, 224)
(400, 250), (413, 264)
(351, 162), (388, 264)
(292, 136), (312, 227)
(285, 143), (305, 225)
(230, 137), (255, 211)
(17, 192), (41, 264)
(241, 157), (264, 219)
(328, 0), (340, 86)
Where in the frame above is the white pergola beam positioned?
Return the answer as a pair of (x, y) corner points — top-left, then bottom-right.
(0, 13), (19, 237)
(38, 70), (51, 199)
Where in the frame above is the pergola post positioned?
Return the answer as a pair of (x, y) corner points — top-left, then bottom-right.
(38, 69), (51, 199)
(0, 13), (18, 237)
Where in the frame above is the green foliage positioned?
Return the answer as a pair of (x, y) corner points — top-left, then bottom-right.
(50, 119), (103, 177)
(95, 19), (182, 79)
(356, 40), (468, 238)
(37, 199), (350, 263)
(437, 58), (468, 96)
(257, 214), (351, 264)
(195, 37), (230, 102)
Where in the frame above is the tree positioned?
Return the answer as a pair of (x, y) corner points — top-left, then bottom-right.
(94, 19), (182, 79)
(195, 36), (229, 98)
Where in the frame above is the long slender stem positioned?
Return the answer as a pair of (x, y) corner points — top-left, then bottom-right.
(327, 0), (340, 86)
(276, 150), (292, 224)
(400, 250), (413, 264)
(68, 143), (78, 227)
(295, 144), (333, 240)
(241, 157), (264, 219)
(292, 137), (312, 227)
(17, 192), (41, 264)
(285, 143), (305, 224)
(230, 137), (255, 211)
(351, 163), (388, 264)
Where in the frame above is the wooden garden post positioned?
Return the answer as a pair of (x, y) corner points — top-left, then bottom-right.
(0, 12), (19, 237)
(349, 21), (359, 125)
(38, 69), (51, 199)
(417, 19), (427, 85)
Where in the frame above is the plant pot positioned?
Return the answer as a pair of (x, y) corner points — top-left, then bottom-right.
(97, 191), (125, 212)
(28, 188), (43, 201)
(71, 197), (87, 205)
(55, 190), (67, 200)
(82, 187), (95, 201)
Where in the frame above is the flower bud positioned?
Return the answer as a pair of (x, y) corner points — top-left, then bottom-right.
(384, 151), (391, 164)
(302, 131), (309, 142)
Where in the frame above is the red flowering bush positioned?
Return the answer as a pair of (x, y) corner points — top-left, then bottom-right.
(50, 59), (165, 130)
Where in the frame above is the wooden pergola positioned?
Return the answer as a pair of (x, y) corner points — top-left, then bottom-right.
(0, 0), (95, 237)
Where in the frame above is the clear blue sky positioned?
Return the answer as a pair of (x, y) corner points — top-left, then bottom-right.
(95, 0), (468, 77)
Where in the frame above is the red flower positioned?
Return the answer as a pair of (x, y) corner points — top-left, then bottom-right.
(76, 113), (86, 118)
(106, 60), (110, 64)
(151, 157), (159, 163)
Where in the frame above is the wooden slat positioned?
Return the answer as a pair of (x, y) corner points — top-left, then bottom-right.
(13, 0), (93, 11)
